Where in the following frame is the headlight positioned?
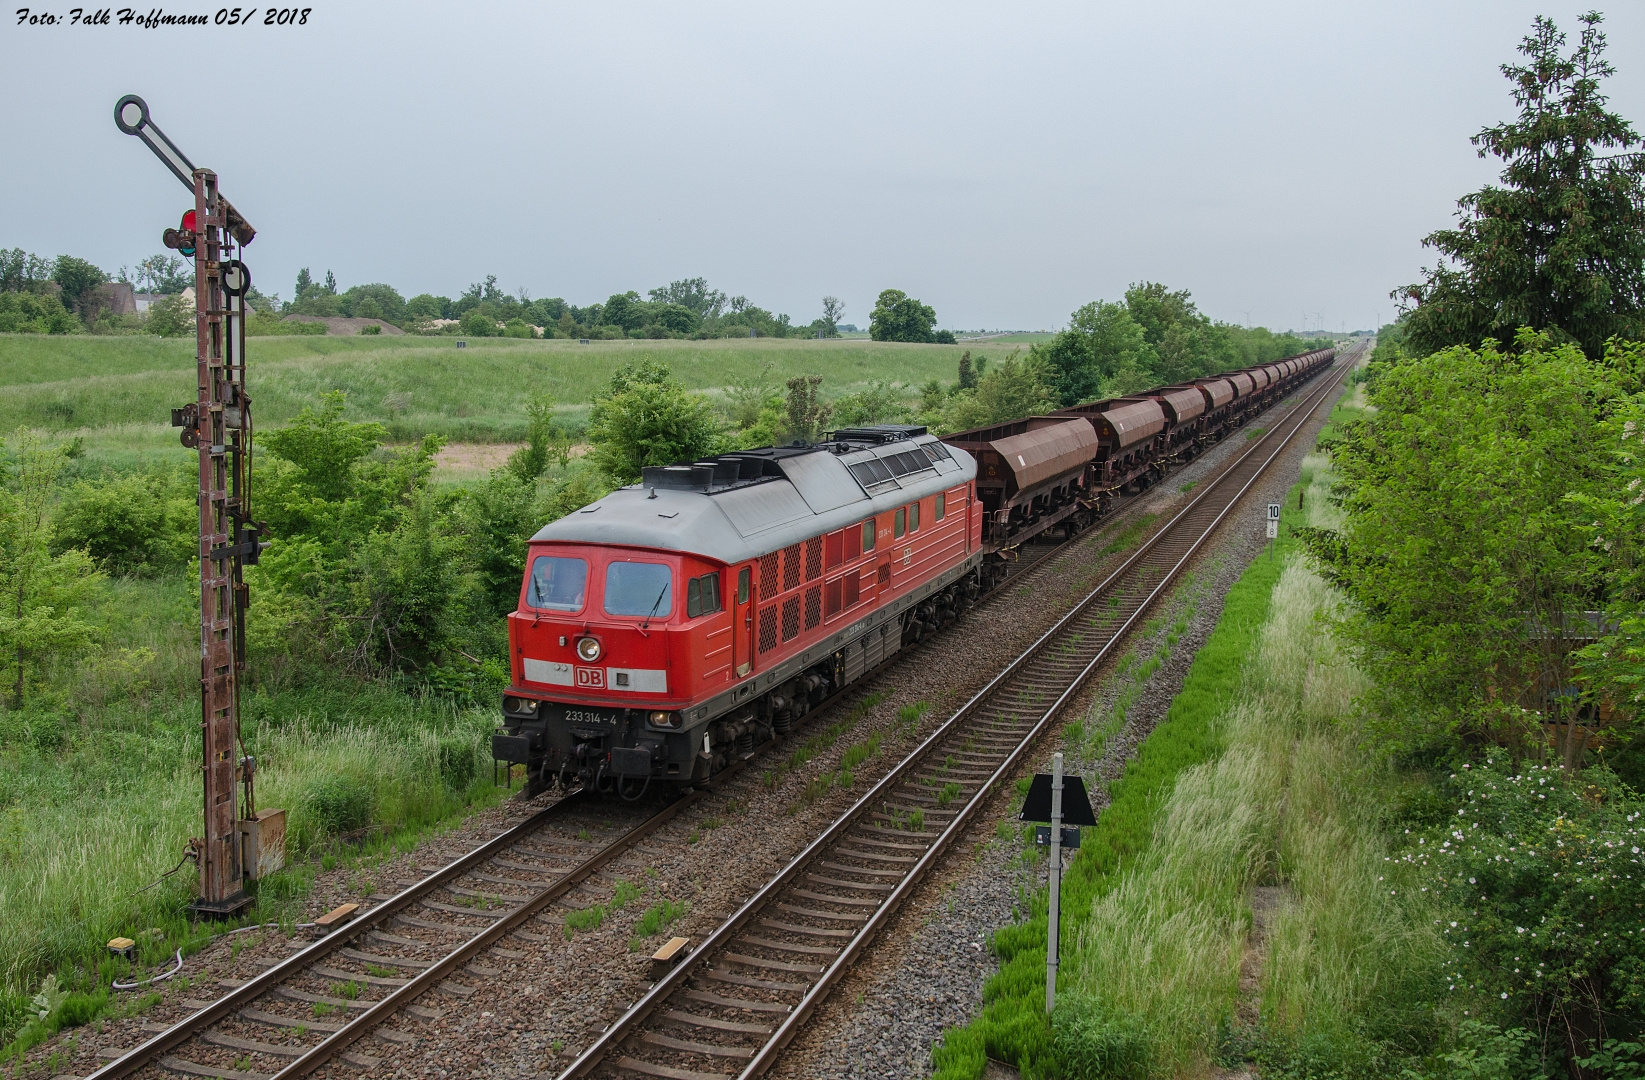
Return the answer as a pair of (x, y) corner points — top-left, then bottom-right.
(648, 711), (681, 729)
(576, 636), (602, 662)
(503, 696), (538, 715)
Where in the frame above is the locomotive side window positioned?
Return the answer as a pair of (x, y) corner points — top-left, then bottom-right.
(935, 492), (946, 521)
(737, 567), (750, 604)
(526, 555), (588, 612)
(893, 507), (906, 539)
(604, 561), (673, 618)
(686, 573), (722, 618)
(909, 502), (920, 532)
(862, 519), (876, 552)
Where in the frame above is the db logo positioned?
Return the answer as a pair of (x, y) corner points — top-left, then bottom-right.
(575, 667), (605, 688)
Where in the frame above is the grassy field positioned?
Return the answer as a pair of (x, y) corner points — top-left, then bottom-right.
(0, 334), (1023, 470)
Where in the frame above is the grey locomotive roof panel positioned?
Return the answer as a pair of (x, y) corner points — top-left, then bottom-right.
(532, 434), (977, 564)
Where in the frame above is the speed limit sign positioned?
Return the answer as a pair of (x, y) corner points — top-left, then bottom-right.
(1265, 503), (1280, 539)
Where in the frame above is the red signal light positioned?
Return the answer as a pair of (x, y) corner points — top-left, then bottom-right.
(182, 209), (196, 232)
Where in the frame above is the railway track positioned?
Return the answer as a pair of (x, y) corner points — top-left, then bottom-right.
(83, 350), (1357, 1080)
(557, 349), (1359, 1080)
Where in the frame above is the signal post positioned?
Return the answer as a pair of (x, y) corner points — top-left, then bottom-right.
(115, 95), (276, 916)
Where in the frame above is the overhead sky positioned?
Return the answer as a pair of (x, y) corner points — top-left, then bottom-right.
(5, 1), (1643, 333)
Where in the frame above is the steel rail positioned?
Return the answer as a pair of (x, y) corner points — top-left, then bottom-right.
(556, 349), (1358, 1080)
(85, 788), (599, 1080)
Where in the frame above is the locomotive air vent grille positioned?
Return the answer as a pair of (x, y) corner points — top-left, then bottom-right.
(877, 562), (892, 586)
(804, 585), (821, 630)
(782, 544), (802, 591)
(805, 536), (822, 580)
(758, 607), (778, 654)
(825, 579), (842, 619)
(759, 553), (779, 598)
(781, 596), (800, 642)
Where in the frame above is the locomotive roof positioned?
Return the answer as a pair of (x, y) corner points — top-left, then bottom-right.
(530, 429), (977, 564)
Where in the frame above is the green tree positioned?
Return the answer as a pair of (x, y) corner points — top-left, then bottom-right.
(820, 296), (844, 338)
(507, 395), (558, 483)
(652, 304), (700, 334)
(784, 375), (831, 442)
(143, 292), (191, 337)
(0, 432), (101, 707)
(50, 257), (106, 318)
(126, 254), (190, 294)
(869, 289), (936, 343)
(340, 284), (406, 325)
(1300, 331), (1623, 755)
(1034, 300), (1155, 406)
(261, 393), (388, 505)
(460, 310), (497, 337)
(648, 278), (726, 319)
(943, 352), (1059, 431)
(601, 292), (646, 332)
(1399, 13), (1645, 358)
(405, 293), (448, 320)
(52, 472), (193, 576)
(0, 292), (79, 335)
(586, 363), (720, 482)
(832, 382), (908, 427)
(0, 249), (55, 293)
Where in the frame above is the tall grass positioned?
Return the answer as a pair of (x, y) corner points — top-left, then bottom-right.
(0, 567), (505, 1038)
(1054, 456), (1444, 1076)
(0, 335), (1019, 458)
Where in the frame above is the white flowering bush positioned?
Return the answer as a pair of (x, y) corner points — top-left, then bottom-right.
(1393, 757), (1645, 1055)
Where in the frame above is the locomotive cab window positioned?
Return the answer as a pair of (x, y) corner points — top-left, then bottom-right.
(737, 567), (750, 604)
(686, 572), (722, 618)
(862, 520), (876, 552)
(935, 492), (946, 521)
(526, 555), (588, 612)
(893, 507), (906, 539)
(604, 561), (673, 618)
(909, 502), (920, 532)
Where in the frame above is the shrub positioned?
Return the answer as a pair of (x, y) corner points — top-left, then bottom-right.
(460, 311), (498, 337)
(53, 474), (192, 575)
(1052, 995), (1151, 1080)
(0, 291), (79, 334)
(300, 775), (373, 839)
(436, 735), (477, 791)
(1404, 756), (1645, 1058)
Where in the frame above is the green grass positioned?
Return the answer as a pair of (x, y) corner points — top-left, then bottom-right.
(0, 334), (1023, 469)
(0, 565), (510, 1052)
(930, 437), (1335, 1080)
(631, 899), (689, 947)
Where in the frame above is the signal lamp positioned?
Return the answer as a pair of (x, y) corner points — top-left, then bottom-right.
(503, 696), (538, 715)
(648, 711), (681, 729)
(576, 636), (602, 662)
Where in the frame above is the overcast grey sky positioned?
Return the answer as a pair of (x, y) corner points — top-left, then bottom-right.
(5, 1), (1643, 333)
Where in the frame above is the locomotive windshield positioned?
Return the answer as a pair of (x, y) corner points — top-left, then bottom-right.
(526, 555), (588, 612)
(604, 561), (673, 618)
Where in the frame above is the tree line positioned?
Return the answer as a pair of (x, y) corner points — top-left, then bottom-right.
(1292, 13), (1645, 1070)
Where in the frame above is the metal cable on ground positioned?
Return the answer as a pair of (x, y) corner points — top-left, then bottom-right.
(111, 922), (316, 991)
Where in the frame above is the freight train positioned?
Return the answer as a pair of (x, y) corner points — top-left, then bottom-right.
(492, 347), (1336, 795)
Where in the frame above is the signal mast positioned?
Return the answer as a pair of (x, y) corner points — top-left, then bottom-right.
(115, 95), (276, 915)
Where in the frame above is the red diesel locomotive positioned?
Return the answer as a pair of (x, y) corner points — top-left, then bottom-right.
(493, 347), (1338, 795)
(494, 426), (982, 796)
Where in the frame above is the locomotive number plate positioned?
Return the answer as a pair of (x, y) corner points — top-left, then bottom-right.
(562, 708), (621, 726)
